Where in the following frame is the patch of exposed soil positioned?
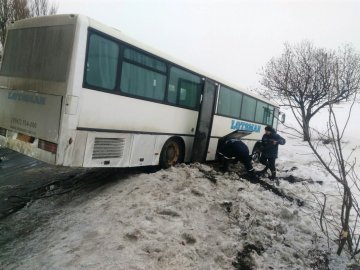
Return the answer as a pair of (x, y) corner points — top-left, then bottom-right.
(238, 173), (305, 207)
(232, 242), (265, 270)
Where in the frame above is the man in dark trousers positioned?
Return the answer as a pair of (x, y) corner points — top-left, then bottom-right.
(217, 137), (257, 177)
(260, 125), (286, 179)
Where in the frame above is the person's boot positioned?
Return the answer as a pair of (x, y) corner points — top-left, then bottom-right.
(269, 170), (276, 180)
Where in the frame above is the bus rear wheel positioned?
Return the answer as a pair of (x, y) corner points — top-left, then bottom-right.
(160, 138), (184, 169)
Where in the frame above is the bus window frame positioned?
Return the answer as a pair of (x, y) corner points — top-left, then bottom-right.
(240, 94), (257, 122)
(119, 58), (168, 102)
(82, 27), (203, 112)
(176, 78), (202, 109)
(215, 82), (277, 126)
(216, 85), (243, 119)
(123, 47), (167, 74)
(83, 30), (120, 92)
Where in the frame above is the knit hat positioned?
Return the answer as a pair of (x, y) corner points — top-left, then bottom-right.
(265, 126), (274, 132)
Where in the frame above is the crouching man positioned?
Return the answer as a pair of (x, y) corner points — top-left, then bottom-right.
(217, 138), (257, 177)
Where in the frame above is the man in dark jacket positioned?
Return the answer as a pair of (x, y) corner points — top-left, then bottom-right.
(260, 126), (286, 179)
(218, 138), (257, 177)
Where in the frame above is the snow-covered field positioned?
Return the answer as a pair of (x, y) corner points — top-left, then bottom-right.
(0, 105), (359, 270)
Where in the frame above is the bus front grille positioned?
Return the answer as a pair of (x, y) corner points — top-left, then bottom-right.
(92, 138), (125, 159)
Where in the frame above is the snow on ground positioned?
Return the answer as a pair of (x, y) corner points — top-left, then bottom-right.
(0, 131), (356, 269)
(1, 104), (359, 269)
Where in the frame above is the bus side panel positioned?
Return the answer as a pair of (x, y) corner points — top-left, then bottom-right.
(129, 134), (156, 166)
(82, 132), (133, 167)
(62, 131), (88, 167)
(211, 115), (265, 140)
(77, 90), (198, 136)
(209, 115), (267, 160)
(152, 135), (170, 165)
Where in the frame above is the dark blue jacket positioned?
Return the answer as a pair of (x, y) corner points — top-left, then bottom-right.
(219, 139), (249, 159)
(261, 130), (286, 158)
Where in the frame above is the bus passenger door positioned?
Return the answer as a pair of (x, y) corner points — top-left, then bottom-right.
(191, 79), (217, 163)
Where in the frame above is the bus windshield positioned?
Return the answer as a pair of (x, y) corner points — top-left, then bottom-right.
(0, 25), (74, 82)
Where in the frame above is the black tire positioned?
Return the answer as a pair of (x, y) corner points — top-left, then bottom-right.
(252, 143), (263, 163)
(159, 138), (184, 168)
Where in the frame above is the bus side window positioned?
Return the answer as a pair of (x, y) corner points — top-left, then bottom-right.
(120, 48), (167, 101)
(255, 100), (267, 124)
(168, 84), (177, 102)
(240, 95), (256, 122)
(266, 105), (274, 125)
(217, 86), (243, 118)
(178, 79), (200, 108)
(167, 67), (201, 109)
(85, 33), (119, 91)
(254, 100), (274, 125)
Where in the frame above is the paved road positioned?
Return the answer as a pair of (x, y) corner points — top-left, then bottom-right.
(0, 148), (81, 218)
(0, 147), (45, 182)
(0, 147), (159, 219)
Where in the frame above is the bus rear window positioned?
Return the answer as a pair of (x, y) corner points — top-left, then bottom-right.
(1, 25), (74, 82)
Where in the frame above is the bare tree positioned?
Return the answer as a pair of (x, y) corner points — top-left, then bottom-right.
(261, 41), (360, 258)
(29, 0), (57, 17)
(0, 0), (13, 46)
(13, 0), (30, 21)
(0, 0), (57, 49)
(0, 0), (32, 46)
(305, 95), (360, 258)
(261, 41), (360, 141)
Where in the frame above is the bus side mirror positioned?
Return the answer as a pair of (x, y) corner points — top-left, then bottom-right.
(279, 112), (286, 123)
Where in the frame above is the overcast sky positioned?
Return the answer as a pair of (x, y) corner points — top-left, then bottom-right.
(58, 0), (360, 90)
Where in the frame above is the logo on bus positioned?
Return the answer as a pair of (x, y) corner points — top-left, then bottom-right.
(230, 120), (261, 133)
(8, 92), (46, 105)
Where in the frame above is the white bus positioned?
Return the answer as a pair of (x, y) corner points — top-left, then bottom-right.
(0, 14), (280, 168)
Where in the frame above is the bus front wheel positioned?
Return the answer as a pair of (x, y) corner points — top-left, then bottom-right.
(160, 138), (184, 168)
(252, 142), (263, 163)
